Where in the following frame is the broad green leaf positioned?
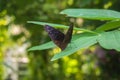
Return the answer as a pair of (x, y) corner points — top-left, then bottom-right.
(28, 41), (56, 51)
(96, 21), (120, 31)
(28, 30), (120, 60)
(60, 9), (120, 20)
(27, 21), (68, 28)
(97, 30), (120, 51)
(27, 34), (86, 51)
(28, 34), (81, 51)
(51, 35), (98, 61)
(28, 33), (98, 51)
(27, 21), (97, 33)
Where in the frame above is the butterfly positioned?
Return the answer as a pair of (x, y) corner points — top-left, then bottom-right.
(44, 23), (73, 50)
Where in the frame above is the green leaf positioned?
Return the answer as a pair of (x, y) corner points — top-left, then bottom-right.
(28, 33), (98, 51)
(27, 21), (68, 28)
(96, 21), (120, 31)
(51, 35), (98, 61)
(27, 21), (97, 33)
(51, 30), (120, 61)
(27, 34), (86, 51)
(28, 30), (120, 60)
(97, 30), (120, 51)
(60, 9), (120, 20)
(28, 41), (56, 51)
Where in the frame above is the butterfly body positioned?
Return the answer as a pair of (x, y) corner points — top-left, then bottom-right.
(45, 23), (73, 50)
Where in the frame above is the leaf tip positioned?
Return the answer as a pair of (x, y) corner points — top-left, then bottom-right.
(50, 56), (58, 61)
(60, 11), (63, 14)
(50, 58), (54, 61)
(27, 48), (32, 51)
(27, 21), (32, 23)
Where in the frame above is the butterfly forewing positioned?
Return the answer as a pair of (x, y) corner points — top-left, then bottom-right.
(44, 25), (65, 47)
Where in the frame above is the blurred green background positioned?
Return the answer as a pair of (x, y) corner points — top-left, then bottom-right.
(0, 0), (120, 80)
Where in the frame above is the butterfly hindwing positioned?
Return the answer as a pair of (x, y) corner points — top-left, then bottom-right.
(61, 23), (73, 50)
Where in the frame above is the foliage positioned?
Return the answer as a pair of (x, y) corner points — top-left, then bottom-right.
(28, 9), (120, 61)
(1, 0), (120, 80)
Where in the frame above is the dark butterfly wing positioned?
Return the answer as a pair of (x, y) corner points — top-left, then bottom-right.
(60, 23), (73, 50)
(44, 25), (65, 48)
